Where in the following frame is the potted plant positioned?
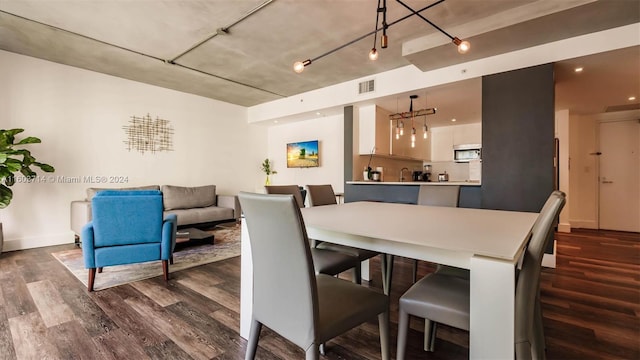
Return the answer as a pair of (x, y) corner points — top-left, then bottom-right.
(261, 158), (277, 185)
(0, 128), (55, 255)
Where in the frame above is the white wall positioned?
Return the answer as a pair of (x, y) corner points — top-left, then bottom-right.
(569, 114), (598, 229)
(0, 50), (267, 251)
(266, 114), (344, 197)
(555, 110), (571, 232)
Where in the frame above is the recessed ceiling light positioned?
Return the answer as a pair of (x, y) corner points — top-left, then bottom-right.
(273, 120), (279, 124)
(316, 112), (322, 116)
(451, 118), (457, 122)
(629, 96), (637, 101)
(574, 67), (583, 73)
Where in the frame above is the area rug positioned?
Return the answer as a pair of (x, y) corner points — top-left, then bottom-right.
(52, 224), (241, 291)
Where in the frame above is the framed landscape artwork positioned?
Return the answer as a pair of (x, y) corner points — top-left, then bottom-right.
(287, 140), (319, 168)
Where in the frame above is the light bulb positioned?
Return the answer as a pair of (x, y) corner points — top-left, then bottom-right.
(411, 141), (415, 148)
(400, 128), (404, 136)
(395, 126), (400, 139)
(293, 59), (311, 73)
(411, 128), (416, 143)
(457, 40), (470, 54)
(369, 48), (379, 61)
(423, 124), (428, 139)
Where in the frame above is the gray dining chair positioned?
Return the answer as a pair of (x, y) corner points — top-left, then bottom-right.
(306, 184), (380, 285)
(265, 185), (361, 278)
(239, 192), (390, 360)
(396, 191), (565, 360)
(413, 185), (462, 282)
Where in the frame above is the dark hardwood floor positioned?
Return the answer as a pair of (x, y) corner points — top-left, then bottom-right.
(0, 228), (638, 359)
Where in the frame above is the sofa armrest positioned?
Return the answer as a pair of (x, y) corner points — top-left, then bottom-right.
(71, 200), (92, 236)
(217, 195), (240, 221)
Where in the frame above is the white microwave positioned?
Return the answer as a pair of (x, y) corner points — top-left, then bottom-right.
(453, 144), (482, 162)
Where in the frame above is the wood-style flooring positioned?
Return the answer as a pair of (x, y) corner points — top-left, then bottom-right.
(0, 228), (638, 359)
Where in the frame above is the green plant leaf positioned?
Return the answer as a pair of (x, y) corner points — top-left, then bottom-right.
(0, 184), (13, 209)
(0, 128), (54, 208)
(33, 162), (55, 172)
(4, 158), (22, 172)
(5, 175), (15, 186)
(15, 136), (42, 145)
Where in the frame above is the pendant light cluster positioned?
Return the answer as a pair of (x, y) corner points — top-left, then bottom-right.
(293, 0), (470, 73)
(390, 95), (436, 148)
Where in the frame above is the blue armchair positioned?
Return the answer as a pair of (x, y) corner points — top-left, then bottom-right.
(81, 190), (177, 291)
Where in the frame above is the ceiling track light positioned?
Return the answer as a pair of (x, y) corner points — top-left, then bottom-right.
(395, 0), (470, 54)
(293, 0), (468, 73)
(369, 0), (384, 61)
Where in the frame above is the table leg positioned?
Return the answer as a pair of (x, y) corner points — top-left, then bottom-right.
(240, 220), (252, 339)
(470, 256), (515, 359)
(380, 254), (394, 295)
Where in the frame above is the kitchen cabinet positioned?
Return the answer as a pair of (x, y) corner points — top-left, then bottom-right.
(358, 105), (390, 155)
(431, 123), (481, 162)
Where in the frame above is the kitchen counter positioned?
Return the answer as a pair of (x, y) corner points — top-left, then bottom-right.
(347, 181), (481, 186)
(345, 180), (482, 207)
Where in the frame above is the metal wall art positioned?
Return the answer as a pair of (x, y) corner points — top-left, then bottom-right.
(123, 114), (174, 154)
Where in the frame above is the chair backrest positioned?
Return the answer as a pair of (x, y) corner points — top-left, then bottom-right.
(417, 185), (460, 207)
(91, 190), (164, 248)
(265, 185), (305, 208)
(306, 184), (337, 207)
(238, 192), (318, 349)
(514, 191), (565, 359)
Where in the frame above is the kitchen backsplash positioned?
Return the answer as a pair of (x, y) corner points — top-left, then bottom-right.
(426, 161), (473, 182)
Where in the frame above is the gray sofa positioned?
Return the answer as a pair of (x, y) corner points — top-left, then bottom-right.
(71, 184), (240, 241)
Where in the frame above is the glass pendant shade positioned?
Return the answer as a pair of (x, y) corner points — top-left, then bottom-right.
(369, 48), (379, 60)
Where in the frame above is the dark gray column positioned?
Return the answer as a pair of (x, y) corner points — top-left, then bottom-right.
(344, 106), (354, 183)
(481, 63), (555, 213)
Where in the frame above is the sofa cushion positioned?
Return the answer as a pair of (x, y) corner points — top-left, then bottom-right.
(162, 185), (216, 211)
(164, 206), (233, 226)
(86, 185), (160, 201)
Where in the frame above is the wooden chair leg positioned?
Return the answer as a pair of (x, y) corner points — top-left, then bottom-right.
(170, 256), (174, 265)
(97, 267), (103, 273)
(162, 260), (169, 281)
(88, 268), (96, 292)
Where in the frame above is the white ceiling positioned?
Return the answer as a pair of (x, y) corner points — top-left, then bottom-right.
(0, 0), (638, 121)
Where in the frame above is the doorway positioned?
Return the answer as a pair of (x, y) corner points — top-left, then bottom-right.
(598, 119), (640, 232)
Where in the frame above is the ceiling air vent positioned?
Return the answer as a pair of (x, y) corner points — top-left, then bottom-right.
(358, 79), (375, 94)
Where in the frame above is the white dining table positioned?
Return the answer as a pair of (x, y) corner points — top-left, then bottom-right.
(240, 201), (539, 359)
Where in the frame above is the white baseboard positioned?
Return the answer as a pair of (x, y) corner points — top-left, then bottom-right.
(569, 219), (598, 229)
(542, 240), (556, 268)
(558, 222), (571, 233)
(2, 231), (75, 252)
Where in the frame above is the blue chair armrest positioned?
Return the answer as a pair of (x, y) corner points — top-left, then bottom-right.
(81, 222), (96, 268)
(162, 214), (178, 260)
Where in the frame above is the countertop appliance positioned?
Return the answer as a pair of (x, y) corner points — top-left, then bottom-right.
(438, 171), (449, 182)
(454, 144), (482, 162)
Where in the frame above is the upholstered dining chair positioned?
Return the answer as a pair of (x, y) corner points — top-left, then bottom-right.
(306, 184), (380, 285)
(239, 192), (390, 360)
(81, 190), (177, 292)
(396, 191), (565, 360)
(413, 185), (462, 282)
(265, 185), (360, 278)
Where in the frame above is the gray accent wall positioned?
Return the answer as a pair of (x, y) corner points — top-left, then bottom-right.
(481, 63), (555, 213)
(344, 106), (354, 183)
